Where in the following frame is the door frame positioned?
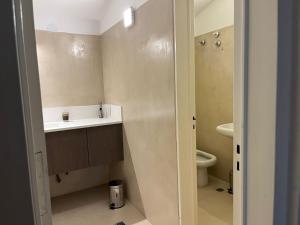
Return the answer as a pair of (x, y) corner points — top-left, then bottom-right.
(173, 0), (249, 225)
(233, 0), (248, 224)
(12, 0), (52, 224)
(11, 0), (288, 225)
(173, 0), (198, 225)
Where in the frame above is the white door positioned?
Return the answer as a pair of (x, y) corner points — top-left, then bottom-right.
(233, 0), (247, 224)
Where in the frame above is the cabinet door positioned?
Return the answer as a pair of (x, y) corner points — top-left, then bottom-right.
(87, 124), (123, 166)
(45, 129), (89, 175)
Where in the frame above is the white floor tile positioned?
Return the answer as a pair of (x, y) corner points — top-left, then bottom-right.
(198, 176), (233, 225)
(51, 186), (146, 225)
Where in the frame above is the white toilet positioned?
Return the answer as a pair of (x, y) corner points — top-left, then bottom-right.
(196, 149), (217, 187)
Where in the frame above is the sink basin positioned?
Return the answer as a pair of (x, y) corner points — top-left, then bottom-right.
(216, 123), (234, 137)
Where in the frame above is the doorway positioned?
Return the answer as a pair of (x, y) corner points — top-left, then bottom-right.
(9, 0), (283, 225)
(174, 0), (246, 224)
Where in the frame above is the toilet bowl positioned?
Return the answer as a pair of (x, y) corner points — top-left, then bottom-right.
(196, 149), (217, 187)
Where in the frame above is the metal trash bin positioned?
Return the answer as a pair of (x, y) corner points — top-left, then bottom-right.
(109, 180), (125, 209)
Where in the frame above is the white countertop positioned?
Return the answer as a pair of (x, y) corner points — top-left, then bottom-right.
(43, 104), (123, 133)
(44, 118), (122, 133)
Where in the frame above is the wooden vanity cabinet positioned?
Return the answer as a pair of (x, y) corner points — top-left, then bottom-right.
(87, 124), (123, 166)
(45, 124), (123, 175)
(45, 129), (89, 175)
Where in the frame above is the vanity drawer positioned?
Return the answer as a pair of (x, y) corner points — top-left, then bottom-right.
(45, 129), (89, 175)
(87, 124), (123, 166)
(45, 124), (124, 175)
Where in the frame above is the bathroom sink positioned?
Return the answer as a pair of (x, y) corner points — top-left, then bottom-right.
(216, 123), (234, 137)
(44, 122), (61, 129)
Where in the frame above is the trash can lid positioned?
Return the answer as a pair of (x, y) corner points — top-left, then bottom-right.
(109, 180), (123, 187)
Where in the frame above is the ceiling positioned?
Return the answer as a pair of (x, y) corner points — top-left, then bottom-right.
(33, 0), (148, 34)
(33, 0), (109, 21)
(33, 0), (213, 34)
(194, 0), (214, 16)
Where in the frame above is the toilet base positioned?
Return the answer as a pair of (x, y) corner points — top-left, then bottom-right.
(197, 167), (208, 187)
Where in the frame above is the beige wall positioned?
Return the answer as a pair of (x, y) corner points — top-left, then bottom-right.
(36, 31), (109, 197)
(194, 0), (234, 36)
(195, 26), (233, 182)
(36, 31), (104, 107)
(101, 0), (179, 224)
(36, 1), (180, 223)
(49, 165), (109, 197)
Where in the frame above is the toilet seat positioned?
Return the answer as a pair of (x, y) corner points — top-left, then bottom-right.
(196, 149), (217, 167)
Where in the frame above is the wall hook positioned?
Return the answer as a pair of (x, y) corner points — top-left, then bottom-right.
(199, 40), (206, 46)
(213, 31), (220, 38)
(215, 40), (221, 47)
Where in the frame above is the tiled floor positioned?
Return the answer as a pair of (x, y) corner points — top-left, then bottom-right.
(198, 176), (233, 225)
(51, 178), (231, 225)
(132, 221), (152, 225)
(51, 186), (151, 225)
